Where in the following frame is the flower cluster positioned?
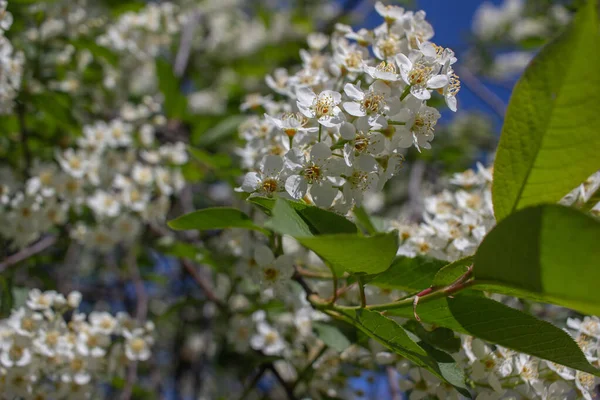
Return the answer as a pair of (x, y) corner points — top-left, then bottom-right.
(0, 0), (24, 114)
(97, 3), (183, 61)
(390, 163), (495, 261)
(238, 2), (460, 211)
(0, 108), (187, 250)
(0, 289), (153, 399)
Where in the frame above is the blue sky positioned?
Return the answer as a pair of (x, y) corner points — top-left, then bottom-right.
(358, 0), (515, 127)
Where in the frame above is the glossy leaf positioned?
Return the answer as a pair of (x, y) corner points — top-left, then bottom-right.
(386, 293), (600, 376)
(312, 322), (351, 353)
(473, 205), (600, 315)
(168, 207), (269, 235)
(432, 256), (473, 287)
(297, 232), (398, 275)
(265, 198), (313, 237)
(492, 0), (600, 220)
(249, 197), (357, 235)
(337, 309), (469, 395)
(366, 255), (447, 292)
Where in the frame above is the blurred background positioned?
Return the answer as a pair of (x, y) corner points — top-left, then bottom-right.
(0, 0), (579, 399)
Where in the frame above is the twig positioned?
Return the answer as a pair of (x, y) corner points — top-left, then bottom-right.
(327, 282), (357, 303)
(0, 235), (56, 273)
(174, 12), (201, 78)
(120, 362), (138, 400)
(127, 247), (148, 322)
(181, 259), (225, 307)
(237, 365), (267, 400)
(120, 248), (148, 400)
(267, 364), (298, 400)
(291, 344), (327, 392)
(386, 366), (402, 400)
(456, 66), (506, 118)
(357, 277), (366, 308)
(292, 268), (315, 298)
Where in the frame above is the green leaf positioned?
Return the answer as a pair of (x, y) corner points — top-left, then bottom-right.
(353, 205), (377, 234)
(492, 0), (600, 220)
(473, 204), (600, 315)
(71, 39), (119, 66)
(249, 197), (357, 235)
(168, 207), (269, 235)
(265, 198), (313, 237)
(313, 322), (351, 352)
(365, 255), (447, 292)
(188, 146), (231, 169)
(432, 256), (473, 287)
(404, 321), (461, 353)
(386, 293), (600, 376)
(156, 59), (187, 119)
(196, 115), (247, 147)
(296, 232), (398, 275)
(337, 309), (469, 395)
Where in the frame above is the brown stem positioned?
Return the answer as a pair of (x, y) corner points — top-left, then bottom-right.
(181, 259), (225, 307)
(387, 366), (402, 400)
(267, 363), (298, 400)
(0, 235), (56, 272)
(127, 247), (148, 322)
(456, 66), (506, 118)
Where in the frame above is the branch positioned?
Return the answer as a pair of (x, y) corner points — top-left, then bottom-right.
(174, 12), (201, 78)
(237, 365), (267, 400)
(121, 248), (148, 400)
(127, 247), (148, 322)
(181, 259), (225, 307)
(290, 344), (327, 392)
(456, 66), (506, 118)
(387, 366), (402, 400)
(267, 363), (298, 400)
(0, 235), (56, 272)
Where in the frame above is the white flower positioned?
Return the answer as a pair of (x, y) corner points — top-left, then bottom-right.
(341, 154), (379, 206)
(343, 81), (400, 127)
(26, 289), (57, 311)
(284, 142), (345, 208)
(250, 322), (286, 356)
(253, 244), (294, 294)
(567, 316), (600, 339)
(393, 101), (441, 151)
(241, 155), (289, 198)
(296, 88), (343, 128)
(339, 119), (386, 163)
(87, 190), (121, 218)
(0, 337), (32, 368)
(89, 312), (118, 335)
(67, 291), (82, 308)
(123, 329), (152, 361)
(575, 371), (598, 400)
(56, 149), (91, 178)
(396, 53), (448, 100)
(131, 163), (154, 186)
(375, 2), (405, 24)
